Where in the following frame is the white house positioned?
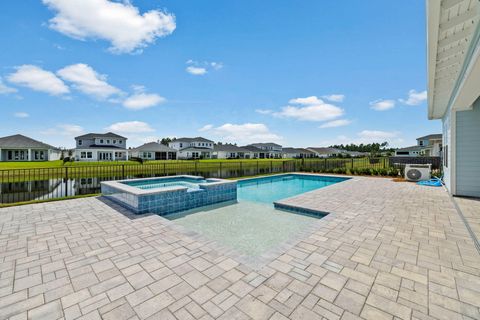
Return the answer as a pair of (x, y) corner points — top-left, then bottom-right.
(427, 0), (480, 197)
(168, 137), (214, 159)
(394, 134), (442, 157)
(282, 148), (315, 159)
(74, 132), (127, 161)
(212, 144), (252, 159)
(129, 142), (177, 160)
(247, 143), (282, 158)
(0, 134), (61, 161)
(307, 147), (345, 158)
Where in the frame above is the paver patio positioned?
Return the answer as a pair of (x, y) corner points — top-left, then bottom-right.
(0, 176), (479, 320)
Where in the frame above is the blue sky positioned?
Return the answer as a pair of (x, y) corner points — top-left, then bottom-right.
(0, 0), (440, 148)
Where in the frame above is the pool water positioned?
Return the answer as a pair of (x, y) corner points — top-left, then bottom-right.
(122, 177), (209, 191)
(167, 174), (348, 259)
(238, 174), (348, 204)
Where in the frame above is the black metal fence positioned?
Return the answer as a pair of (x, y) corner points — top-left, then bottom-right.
(0, 157), (441, 205)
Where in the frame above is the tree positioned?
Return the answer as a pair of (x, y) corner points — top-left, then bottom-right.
(160, 137), (173, 146)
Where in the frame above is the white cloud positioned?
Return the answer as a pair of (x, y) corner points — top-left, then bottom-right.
(274, 96), (344, 121)
(358, 130), (399, 140)
(185, 60), (223, 75)
(41, 124), (84, 136)
(186, 66), (207, 76)
(198, 124), (213, 132)
(201, 123), (282, 145)
(7, 65), (69, 95)
(369, 99), (395, 111)
(319, 119), (351, 128)
(105, 121), (154, 133)
(13, 112), (29, 118)
(322, 94), (345, 102)
(123, 92), (165, 110)
(255, 109), (273, 115)
(399, 89), (427, 106)
(0, 77), (17, 94)
(57, 63), (121, 99)
(43, 0), (176, 54)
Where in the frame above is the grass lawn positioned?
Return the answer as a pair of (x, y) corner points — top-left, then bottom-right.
(0, 158), (295, 170)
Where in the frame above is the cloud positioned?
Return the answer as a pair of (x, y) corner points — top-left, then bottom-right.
(43, 0), (176, 54)
(0, 77), (17, 94)
(186, 66), (207, 76)
(274, 96), (344, 121)
(13, 112), (29, 118)
(123, 92), (165, 110)
(322, 94), (345, 102)
(105, 121), (154, 133)
(369, 99), (395, 111)
(357, 130), (399, 140)
(185, 60), (223, 75)
(7, 65), (69, 95)
(57, 63), (121, 99)
(200, 123), (282, 145)
(255, 109), (273, 115)
(399, 89), (427, 106)
(317, 130), (404, 147)
(198, 124), (213, 132)
(319, 119), (351, 128)
(41, 124), (84, 136)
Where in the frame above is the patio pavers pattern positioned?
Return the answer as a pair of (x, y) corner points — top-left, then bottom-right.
(0, 176), (479, 319)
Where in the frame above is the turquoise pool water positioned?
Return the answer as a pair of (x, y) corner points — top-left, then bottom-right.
(122, 177), (209, 191)
(238, 174), (348, 204)
(167, 174), (348, 258)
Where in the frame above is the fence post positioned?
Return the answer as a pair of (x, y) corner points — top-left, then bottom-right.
(270, 161), (273, 173)
(324, 158), (327, 170)
(351, 158), (354, 170)
(122, 164), (125, 178)
(164, 163), (166, 176)
(64, 167), (68, 197)
(257, 161), (259, 175)
(383, 158), (386, 168)
(219, 162), (222, 178)
(195, 161), (198, 176)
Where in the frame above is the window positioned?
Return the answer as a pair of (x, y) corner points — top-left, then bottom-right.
(107, 140), (110, 144)
(113, 140), (116, 144)
(419, 140), (423, 146)
(180, 143), (183, 148)
(87, 152), (92, 158)
(100, 139), (104, 144)
(444, 145), (448, 168)
(81, 152), (86, 159)
(119, 140), (122, 144)
(78, 140), (82, 146)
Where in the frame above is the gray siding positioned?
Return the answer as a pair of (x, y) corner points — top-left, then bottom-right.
(456, 98), (480, 197)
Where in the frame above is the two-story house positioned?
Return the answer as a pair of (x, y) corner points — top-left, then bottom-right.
(74, 132), (127, 161)
(247, 143), (283, 158)
(394, 134), (442, 157)
(168, 137), (214, 159)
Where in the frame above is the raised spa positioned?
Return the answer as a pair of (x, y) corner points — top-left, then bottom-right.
(101, 175), (237, 215)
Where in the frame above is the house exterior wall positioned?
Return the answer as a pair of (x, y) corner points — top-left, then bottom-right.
(169, 141), (214, 150)
(74, 149), (127, 161)
(76, 137), (126, 149)
(0, 148), (59, 161)
(455, 98), (480, 197)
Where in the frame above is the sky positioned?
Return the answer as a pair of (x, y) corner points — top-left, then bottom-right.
(0, 0), (441, 149)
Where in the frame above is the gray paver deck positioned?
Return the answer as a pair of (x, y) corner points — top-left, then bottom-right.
(0, 175), (479, 319)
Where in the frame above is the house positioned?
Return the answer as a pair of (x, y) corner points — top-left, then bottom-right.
(74, 132), (127, 161)
(0, 134), (61, 161)
(212, 144), (252, 159)
(129, 142), (177, 160)
(417, 134), (442, 157)
(282, 148), (315, 159)
(168, 137), (214, 159)
(394, 146), (423, 157)
(247, 143), (282, 158)
(427, 0), (480, 197)
(241, 145), (263, 159)
(307, 147), (345, 158)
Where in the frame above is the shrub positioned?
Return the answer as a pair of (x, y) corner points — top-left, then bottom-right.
(130, 157), (144, 164)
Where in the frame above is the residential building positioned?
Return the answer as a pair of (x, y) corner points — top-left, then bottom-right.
(394, 146), (423, 157)
(241, 145), (263, 159)
(282, 148), (315, 159)
(129, 142), (177, 160)
(169, 137), (214, 159)
(417, 134), (442, 157)
(427, 0), (480, 197)
(212, 144), (252, 159)
(247, 143), (282, 158)
(74, 132), (127, 161)
(307, 147), (345, 158)
(0, 134), (61, 161)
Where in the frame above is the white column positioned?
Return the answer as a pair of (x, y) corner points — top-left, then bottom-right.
(0, 148), (2, 161)
(112, 152), (116, 161)
(126, 150), (129, 160)
(28, 149), (32, 161)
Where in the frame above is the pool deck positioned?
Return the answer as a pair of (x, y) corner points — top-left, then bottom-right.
(0, 175), (479, 319)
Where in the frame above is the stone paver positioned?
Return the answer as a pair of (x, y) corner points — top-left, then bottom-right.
(0, 175), (479, 319)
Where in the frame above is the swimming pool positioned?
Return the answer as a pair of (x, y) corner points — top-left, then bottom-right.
(168, 174), (349, 261)
(122, 177), (210, 191)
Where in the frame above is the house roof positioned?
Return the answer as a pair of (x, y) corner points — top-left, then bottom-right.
(416, 134), (442, 141)
(249, 142), (282, 148)
(307, 147), (344, 154)
(75, 132), (126, 140)
(179, 147), (212, 152)
(395, 145), (423, 152)
(171, 137), (213, 143)
(131, 142), (177, 152)
(427, 0), (480, 119)
(241, 145), (263, 152)
(0, 134), (57, 149)
(214, 144), (250, 152)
